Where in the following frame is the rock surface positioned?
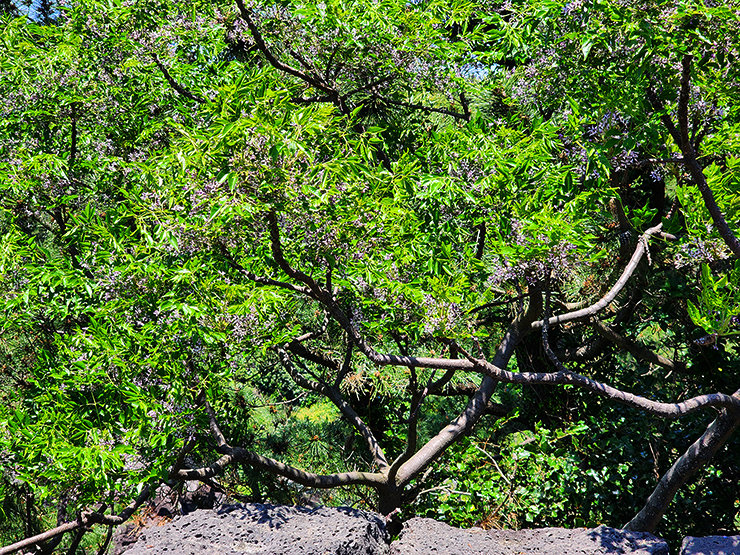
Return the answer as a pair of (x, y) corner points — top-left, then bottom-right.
(121, 504), (678, 555)
(121, 503), (389, 555)
(391, 517), (669, 555)
(680, 534), (740, 555)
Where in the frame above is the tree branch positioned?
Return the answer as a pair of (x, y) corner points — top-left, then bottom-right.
(287, 339), (339, 371)
(152, 54), (205, 103)
(590, 318), (687, 373)
(175, 444), (387, 488)
(0, 487), (151, 555)
(276, 345), (324, 392)
(235, 0), (335, 96)
(648, 57), (740, 257)
(531, 224), (666, 329)
(625, 393), (740, 532)
(277, 346), (389, 470)
(393, 289), (543, 487)
(464, 354), (740, 418)
(220, 243), (318, 300)
(372, 94), (471, 121)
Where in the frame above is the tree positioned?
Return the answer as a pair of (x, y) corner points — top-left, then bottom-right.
(2, 0), (740, 552)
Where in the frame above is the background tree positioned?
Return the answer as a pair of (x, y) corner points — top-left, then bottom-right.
(1, 0), (740, 553)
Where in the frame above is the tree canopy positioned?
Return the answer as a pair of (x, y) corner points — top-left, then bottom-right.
(2, 0), (740, 552)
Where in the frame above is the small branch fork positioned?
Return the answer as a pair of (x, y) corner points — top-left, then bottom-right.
(0, 486), (152, 555)
(234, 0), (470, 131)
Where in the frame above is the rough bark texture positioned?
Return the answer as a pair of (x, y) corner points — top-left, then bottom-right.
(624, 401), (740, 533)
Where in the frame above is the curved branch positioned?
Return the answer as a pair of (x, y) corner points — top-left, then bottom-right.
(531, 224), (665, 330)
(175, 446), (387, 488)
(467, 356), (740, 418)
(203, 400), (231, 453)
(276, 346), (324, 392)
(625, 395), (740, 533)
(220, 243), (318, 300)
(267, 212), (322, 292)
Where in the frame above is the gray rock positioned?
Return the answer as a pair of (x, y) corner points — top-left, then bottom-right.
(389, 518), (669, 555)
(681, 535), (740, 555)
(122, 503), (390, 555)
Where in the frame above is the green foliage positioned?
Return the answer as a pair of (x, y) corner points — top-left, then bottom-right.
(687, 263), (740, 338)
(2, 0), (740, 551)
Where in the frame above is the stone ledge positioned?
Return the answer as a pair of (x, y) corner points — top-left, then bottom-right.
(119, 504), (740, 555)
(680, 535), (740, 555)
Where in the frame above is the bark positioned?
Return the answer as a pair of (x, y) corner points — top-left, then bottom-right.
(648, 56), (740, 257)
(625, 395), (740, 532)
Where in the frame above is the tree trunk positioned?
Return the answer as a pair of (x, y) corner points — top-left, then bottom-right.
(625, 403), (740, 533)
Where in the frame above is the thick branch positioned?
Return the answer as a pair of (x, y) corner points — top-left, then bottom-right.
(287, 339), (338, 370)
(220, 243), (318, 300)
(175, 445), (387, 488)
(392, 289), (543, 487)
(204, 400), (230, 453)
(0, 487), (151, 555)
(267, 212), (322, 291)
(276, 346), (324, 392)
(625, 394), (740, 532)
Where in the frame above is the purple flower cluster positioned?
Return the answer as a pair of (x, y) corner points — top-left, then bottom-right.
(421, 294), (462, 335)
(224, 309), (260, 342)
(610, 150), (639, 172)
(487, 221), (579, 287)
(673, 238), (729, 269)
